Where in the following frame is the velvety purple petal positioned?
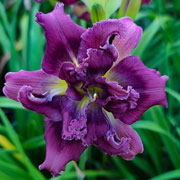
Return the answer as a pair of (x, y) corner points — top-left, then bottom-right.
(73, 3), (91, 22)
(112, 17), (142, 61)
(18, 86), (62, 121)
(3, 70), (65, 101)
(83, 103), (112, 146)
(104, 86), (140, 122)
(59, 62), (77, 84)
(66, 85), (85, 101)
(39, 117), (86, 177)
(60, 96), (89, 141)
(108, 55), (168, 124)
(61, 0), (78, 5)
(78, 19), (127, 62)
(92, 77), (134, 105)
(141, 0), (151, 5)
(95, 118), (143, 159)
(60, 97), (113, 147)
(111, 116), (143, 160)
(76, 46), (118, 79)
(36, 3), (85, 76)
(95, 135), (130, 157)
(93, 112), (131, 156)
(58, 63), (87, 101)
(35, 0), (79, 5)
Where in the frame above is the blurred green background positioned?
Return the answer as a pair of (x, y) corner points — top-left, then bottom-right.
(0, 0), (180, 179)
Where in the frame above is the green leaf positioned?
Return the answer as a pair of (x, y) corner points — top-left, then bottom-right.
(0, 97), (25, 110)
(112, 157), (135, 180)
(132, 120), (180, 150)
(105, 0), (122, 18)
(0, 171), (15, 180)
(151, 170), (180, 180)
(23, 135), (45, 150)
(133, 17), (169, 58)
(0, 2), (21, 71)
(118, 0), (141, 20)
(0, 159), (32, 180)
(0, 22), (10, 52)
(0, 109), (46, 180)
(166, 88), (180, 104)
(50, 170), (121, 180)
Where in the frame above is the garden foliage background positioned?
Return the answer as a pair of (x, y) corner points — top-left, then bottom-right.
(0, 0), (180, 179)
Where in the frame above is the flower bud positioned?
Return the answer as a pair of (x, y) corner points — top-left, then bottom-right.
(73, 3), (91, 22)
(118, 0), (141, 20)
(90, 3), (106, 23)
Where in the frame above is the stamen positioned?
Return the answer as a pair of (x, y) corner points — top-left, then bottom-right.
(92, 93), (97, 102)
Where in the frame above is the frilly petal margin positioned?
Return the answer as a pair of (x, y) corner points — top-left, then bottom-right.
(94, 111), (143, 159)
(78, 18), (127, 62)
(39, 118), (86, 177)
(3, 70), (64, 101)
(108, 112), (143, 160)
(108, 55), (168, 125)
(84, 103), (112, 146)
(118, 122), (143, 160)
(18, 86), (62, 121)
(112, 17), (142, 61)
(60, 96), (89, 141)
(76, 45), (118, 79)
(36, 3), (86, 76)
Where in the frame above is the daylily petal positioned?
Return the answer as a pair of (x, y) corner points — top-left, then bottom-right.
(95, 112), (143, 159)
(35, 0), (78, 5)
(59, 62), (77, 84)
(3, 70), (66, 101)
(78, 19), (127, 62)
(61, 97), (112, 146)
(141, 0), (151, 5)
(61, 0), (78, 5)
(76, 46), (118, 79)
(104, 86), (140, 123)
(92, 77), (135, 106)
(108, 55), (168, 124)
(83, 103), (112, 146)
(73, 3), (91, 22)
(18, 86), (62, 121)
(94, 111), (130, 156)
(112, 17), (142, 61)
(36, 3), (86, 76)
(39, 118), (86, 177)
(60, 96), (89, 141)
(108, 112), (143, 160)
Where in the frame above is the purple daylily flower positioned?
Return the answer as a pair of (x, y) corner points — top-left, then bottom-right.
(61, 0), (78, 5)
(141, 0), (152, 5)
(3, 3), (167, 177)
(34, 0), (90, 22)
(73, 2), (91, 22)
(35, 0), (78, 4)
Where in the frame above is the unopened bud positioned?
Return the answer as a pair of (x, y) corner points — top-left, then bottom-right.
(91, 3), (106, 23)
(118, 0), (141, 20)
